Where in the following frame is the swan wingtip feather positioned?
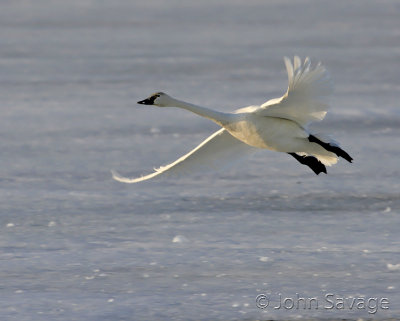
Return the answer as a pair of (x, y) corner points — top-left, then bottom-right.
(111, 169), (141, 184)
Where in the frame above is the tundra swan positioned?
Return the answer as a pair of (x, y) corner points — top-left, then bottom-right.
(112, 56), (352, 183)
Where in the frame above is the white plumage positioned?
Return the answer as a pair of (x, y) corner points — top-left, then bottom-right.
(111, 128), (255, 183)
(259, 56), (332, 126)
(112, 56), (352, 183)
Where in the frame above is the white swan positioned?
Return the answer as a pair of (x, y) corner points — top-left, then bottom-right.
(112, 56), (352, 183)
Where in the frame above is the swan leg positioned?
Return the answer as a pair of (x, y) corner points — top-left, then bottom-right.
(288, 152), (327, 175)
(308, 135), (353, 163)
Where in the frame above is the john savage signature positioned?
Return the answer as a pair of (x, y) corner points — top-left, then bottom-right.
(256, 292), (389, 314)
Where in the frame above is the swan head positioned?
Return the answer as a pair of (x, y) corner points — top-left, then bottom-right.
(137, 92), (172, 107)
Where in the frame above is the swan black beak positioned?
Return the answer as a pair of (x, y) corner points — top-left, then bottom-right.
(137, 93), (161, 105)
(137, 98), (153, 105)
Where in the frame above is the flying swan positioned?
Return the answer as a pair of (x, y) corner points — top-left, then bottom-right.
(112, 56), (352, 183)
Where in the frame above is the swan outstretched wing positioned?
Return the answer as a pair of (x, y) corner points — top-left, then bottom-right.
(257, 56), (333, 127)
(112, 128), (256, 183)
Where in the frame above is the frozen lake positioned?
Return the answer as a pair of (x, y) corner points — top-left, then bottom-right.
(1, 1), (399, 320)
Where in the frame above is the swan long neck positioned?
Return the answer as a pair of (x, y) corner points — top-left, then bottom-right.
(169, 98), (232, 126)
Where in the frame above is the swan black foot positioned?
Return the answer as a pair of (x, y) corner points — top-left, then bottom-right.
(308, 135), (353, 163)
(288, 152), (327, 175)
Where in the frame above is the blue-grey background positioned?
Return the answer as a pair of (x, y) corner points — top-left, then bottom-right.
(1, 1), (399, 320)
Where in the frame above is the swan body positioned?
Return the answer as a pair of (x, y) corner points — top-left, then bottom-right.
(112, 56), (352, 183)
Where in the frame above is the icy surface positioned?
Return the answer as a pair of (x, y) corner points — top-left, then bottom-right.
(1, 1), (400, 320)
